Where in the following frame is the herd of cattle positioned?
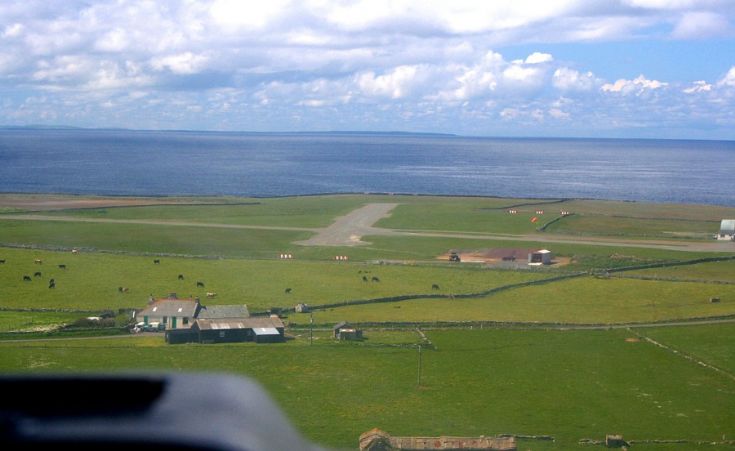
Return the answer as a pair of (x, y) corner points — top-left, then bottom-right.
(3, 253), (216, 297)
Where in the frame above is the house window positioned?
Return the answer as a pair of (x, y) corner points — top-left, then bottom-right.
(219, 331), (225, 338)
(183, 317), (189, 325)
(163, 316), (167, 324)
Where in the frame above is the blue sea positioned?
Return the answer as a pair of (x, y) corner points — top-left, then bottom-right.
(1, 129), (734, 206)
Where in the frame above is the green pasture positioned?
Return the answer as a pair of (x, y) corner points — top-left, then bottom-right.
(0, 219), (310, 258)
(375, 195), (559, 234)
(304, 276), (735, 324)
(0, 310), (83, 332)
(641, 323), (735, 375)
(1, 327), (733, 449)
(35, 194), (369, 228)
(544, 214), (718, 240)
(559, 199), (735, 222)
(626, 259), (735, 281)
(0, 247), (546, 312)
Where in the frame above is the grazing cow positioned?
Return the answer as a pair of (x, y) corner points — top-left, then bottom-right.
(34, 271), (42, 277)
(48, 281), (55, 289)
(153, 259), (160, 264)
(49, 278), (55, 283)
(0, 259), (5, 264)
(118, 287), (123, 293)
(118, 287), (129, 293)
(196, 281), (204, 287)
(285, 288), (292, 294)
(71, 249), (78, 254)
(432, 284), (440, 290)
(178, 274), (184, 280)
(206, 292), (217, 298)
(34, 259), (42, 264)
(58, 264), (66, 269)
(371, 276), (380, 282)
(23, 275), (32, 281)
(362, 276), (368, 282)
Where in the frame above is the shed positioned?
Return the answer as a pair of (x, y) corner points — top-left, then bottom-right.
(193, 316), (285, 344)
(528, 249), (553, 265)
(295, 303), (310, 313)
(337, 328), (363, 341)
(333, 321), (348, 338)
(719, 219), (735, 240)
(165, 328), (198, 344)
(253, 327), (284, 343)
(135, 297), (200, 330)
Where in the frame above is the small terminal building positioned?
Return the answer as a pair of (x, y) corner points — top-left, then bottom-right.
(719, 219), (735, 241)
(528, 249), (553, 265)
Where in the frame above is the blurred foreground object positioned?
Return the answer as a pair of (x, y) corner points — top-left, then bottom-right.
(0, 373), (322, 451)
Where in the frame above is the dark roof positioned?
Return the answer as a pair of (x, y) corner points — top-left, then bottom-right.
(195, 316), (284, 331)
(197, 305), (250, 319)
(137, 299), (199, 318)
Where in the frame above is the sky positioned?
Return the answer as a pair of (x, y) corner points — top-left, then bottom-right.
(1, 0), (735, 139)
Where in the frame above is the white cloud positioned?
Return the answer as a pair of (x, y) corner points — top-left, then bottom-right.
(357, 65), (423, 99)
(525, 52), (553, 64)
(601, 75), (668, 94)
(552, 67), (597, 91)
(672, 12), (730, 39)
(548, 108), (570, 119)
(3, 23), (24, 38)
(717, 66), (735, 87)
(682, 80), (713, 93)
(151, 52), (208, 75)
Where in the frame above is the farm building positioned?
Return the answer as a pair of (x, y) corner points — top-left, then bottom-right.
(136, 296), (200, 330)
(528, 249), (553, 265)
(166, 315), (285, 344)
(333, 321), (363, 340)
(197, 304), (250, 319)
(719, 219), (735, 240)
(295, 303), (310, 313)
(359, 428), (516, 451)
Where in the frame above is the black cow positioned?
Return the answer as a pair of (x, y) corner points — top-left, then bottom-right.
(153, 259), (160, 264)
(0, 259), (5, 264)
(362, 276), (368, 282)
(371, 276), (380, 282)
(48, 281), (55, 289)
(432, 284), (440, 290)
(34, 271), (42, 277)
(196, 281), (204, 287)
(285, 288), (292, 294)
(23, 275), (32, 281)
(58, 264), (66, 269)
(178, 274), (184, 280)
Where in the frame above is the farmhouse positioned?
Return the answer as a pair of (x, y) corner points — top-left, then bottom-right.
(359, 428), (516, 451)
(135, 296), (200, 330)
(719, 219), (735, 241)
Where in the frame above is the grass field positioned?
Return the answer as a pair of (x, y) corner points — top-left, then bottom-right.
(35, 195), (370, 228)
(304, 276), (735, 324)
(626, 260), (735, 281)
(641, 323), (735, 374)
(0, 247), (547, 312)
(0, 327), (733, 450)
(0, 310), (84, 332)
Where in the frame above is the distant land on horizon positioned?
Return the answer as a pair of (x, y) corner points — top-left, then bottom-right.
(3, 125), (735, 143)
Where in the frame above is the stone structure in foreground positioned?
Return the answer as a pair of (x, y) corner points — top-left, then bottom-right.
(359, 428), (517, 451)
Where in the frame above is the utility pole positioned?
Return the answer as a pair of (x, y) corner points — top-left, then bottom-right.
(309, 311), (313, 346)
(417, 344), (422, 386)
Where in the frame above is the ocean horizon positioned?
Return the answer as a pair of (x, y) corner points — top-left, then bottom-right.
(1, 128), (734, 206)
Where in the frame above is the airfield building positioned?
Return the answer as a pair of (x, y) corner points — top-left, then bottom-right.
(719, 219), (735, 240)
(528, 249), (553, 265)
